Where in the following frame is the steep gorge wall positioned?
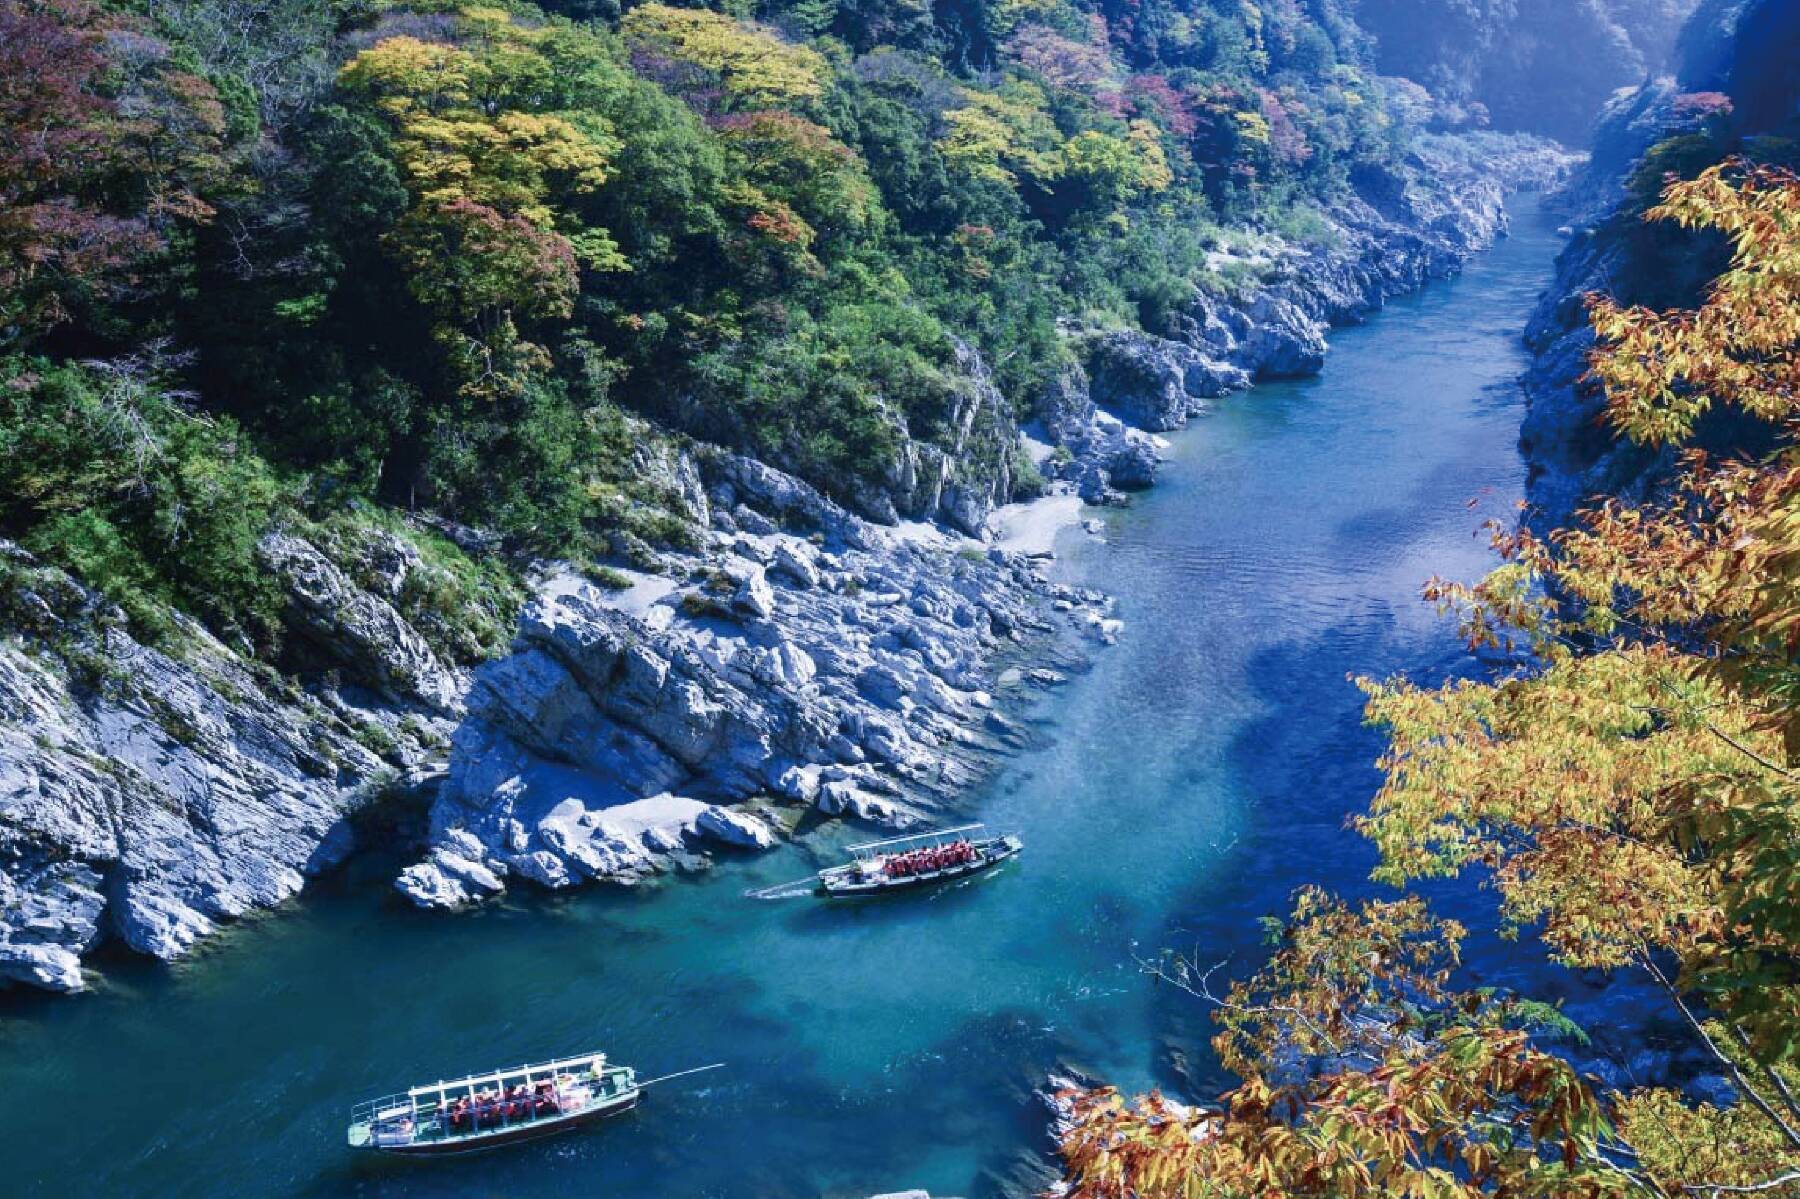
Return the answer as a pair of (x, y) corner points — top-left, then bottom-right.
(0, 0), (1585, 995)
(1355, 0), (1697, 141)
(0, 132), (1568, 995)
(1518, 0), (1800, 529)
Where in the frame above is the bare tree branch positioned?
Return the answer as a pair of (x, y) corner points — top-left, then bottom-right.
(1683, 1171), (1800, 1196)
(1639, 950), (1800, 1152)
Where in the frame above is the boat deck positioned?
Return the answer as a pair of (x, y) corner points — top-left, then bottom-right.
(817, 832), (1022, 896)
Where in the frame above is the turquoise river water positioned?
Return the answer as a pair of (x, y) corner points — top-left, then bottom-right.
(0, 197), (1565, 1198)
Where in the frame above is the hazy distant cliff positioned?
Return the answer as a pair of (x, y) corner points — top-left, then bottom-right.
(1356, 0), (1697, 141)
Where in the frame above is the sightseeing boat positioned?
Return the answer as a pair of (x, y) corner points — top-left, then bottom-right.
(813, 824), (1022, 897)
(347, 1051), (647, 1156)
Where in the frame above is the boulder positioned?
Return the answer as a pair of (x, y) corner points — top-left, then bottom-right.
(1104, 430), (1162, 490)
(732, 565), (777, 620)
(695, 806), (777, 850)
(1238, 294), (1329, 377)
(395, 844), (507, 909)
(770, 539), (820, 588)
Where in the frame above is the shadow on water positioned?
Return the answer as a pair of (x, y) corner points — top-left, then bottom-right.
(0, 197), (1572, 1199)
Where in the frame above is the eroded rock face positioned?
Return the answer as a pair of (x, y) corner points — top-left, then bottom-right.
(1519, 223), (1661, 530)
(1087, 332), (1247, 433)
(831, 338), (1020, 537)
(257, 531), (467, 716)
(0, 540), (459, 991)
(399, 453), (1113, 909)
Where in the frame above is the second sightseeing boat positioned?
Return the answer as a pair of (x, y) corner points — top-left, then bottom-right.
(813, 823), (1022, 897)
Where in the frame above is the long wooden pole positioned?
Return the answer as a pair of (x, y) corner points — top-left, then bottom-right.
(635, 1062), (726, 1089)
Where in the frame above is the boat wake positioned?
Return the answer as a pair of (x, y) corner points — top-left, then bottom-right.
(743, 878), (819, 901)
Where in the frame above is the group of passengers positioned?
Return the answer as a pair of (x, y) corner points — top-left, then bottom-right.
(437, 1080), (563, 1131)
(882, 839), (977, 878)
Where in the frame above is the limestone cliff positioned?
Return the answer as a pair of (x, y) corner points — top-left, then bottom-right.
(0, 534), (457, 991)
(397, 449), (1114, 908)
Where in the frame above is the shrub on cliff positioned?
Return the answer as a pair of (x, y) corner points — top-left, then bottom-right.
(0, 354), (286, 647)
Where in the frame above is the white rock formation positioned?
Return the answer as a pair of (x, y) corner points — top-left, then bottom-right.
(398, 451), (1111, 909)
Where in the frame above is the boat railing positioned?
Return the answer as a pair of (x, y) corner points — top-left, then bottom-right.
(350, 1092), (417, 1128)
(844, 823), (986, 860)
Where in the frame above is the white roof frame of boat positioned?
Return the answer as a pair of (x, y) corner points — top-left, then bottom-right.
(406, 1052), (616, 1101)
(844, 824), (985, 857)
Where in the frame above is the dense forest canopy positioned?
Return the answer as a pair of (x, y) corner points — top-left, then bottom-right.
(0, 0), (1416, 657)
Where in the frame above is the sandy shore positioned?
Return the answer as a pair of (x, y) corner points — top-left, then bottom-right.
(987, 491), (1086, 556)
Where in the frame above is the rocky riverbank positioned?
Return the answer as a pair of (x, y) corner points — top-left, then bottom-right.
(0, 437), (1113, 989)
(1030, 132), (1578, 505)
(396, 449), (1115, 909)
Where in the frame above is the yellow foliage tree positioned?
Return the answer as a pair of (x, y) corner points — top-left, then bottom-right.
(936, 85), (1062, 186)
(1060, 162), (1800, 1199)
(336, 6), (628, 397)
(620, 4), (826, 110)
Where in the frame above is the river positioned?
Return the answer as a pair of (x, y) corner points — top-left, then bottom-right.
(0, 196), (1564, 1199)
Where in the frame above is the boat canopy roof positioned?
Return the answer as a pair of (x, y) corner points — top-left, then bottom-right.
(404, 1052), (613, 1100)
(845, 824), (984, 858)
